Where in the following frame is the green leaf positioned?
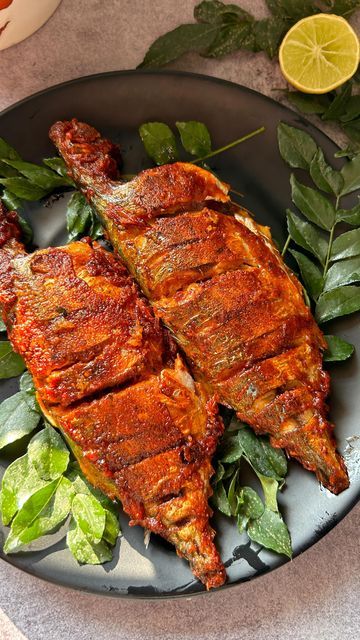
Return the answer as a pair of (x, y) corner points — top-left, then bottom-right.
(139, 122), (178, 165)
(4, 476), (73, 553)
(340, 95), (360, 123)
(138, 23), (219, 68)
(0, 342), (26, 379)
(17, 215), (33, 244)
(236, 486), (264, 532)
(266, 0), (318, 19)
(19, 371), (40, 412)
(72, 493), (106, 544)
(212, 480), (231, 516)
(290, 249), (324, 300)
(247, 507), (292, 557)
(1, 190), (22, 211)
(227, 468), (239, 516)
(323, 334), (354, 362)
(66, 191), (93, 242)
(103, 510), (120, 546)
(286, 210), (328, 265)
(3, 159), (71, 190)
(237, 425), (287, 480)
(324, 0), (360, 18)
(212, 461), (225, 484)
(28, 426), (70, 481)
(290, 174), (336, 230)
(286, 91), (330, 115)
(195, 1), (253, 23)
(0, 393), (41, 450)
(0, 160), (19, 178)
(335, 144), (360, 160)
(43, 157), (73, 181)
(0, 319), (6, 331)
(0, 177), (48, 201)
(330, 228), (360, 260)
(0, 138), (21, 161)
(218, 432), (243, 463)
(322, 83), (352, 121)
(176, 121), (212, 157)
(316, 285), (360, 323)
(277, 122), (317, 170)
(340, 154), (360, 196)
(337, 203), (360, 226)
(66, 517), (112, 564)
(257, 474), (279, 512)
(343, 119), (360, 144)
(324, 256), (360, 291)
(310, 148), (344, 196)
(253, 18), (287, 58)
(66, 463), (117, 513)
(0, 454), (46, 525)
(203, 21), (253, 58)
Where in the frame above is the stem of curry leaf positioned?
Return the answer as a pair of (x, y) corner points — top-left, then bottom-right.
(323, 196), (340, 278)
(191, 127), (265, 165)
(281, 234), (291, 257)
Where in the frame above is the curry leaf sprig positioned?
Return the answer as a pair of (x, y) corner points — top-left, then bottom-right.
(278, 122), (360, 362)
(138, 0), (360, 68)
(284, 75), (360, 154)
(0, 371), (121, 563)
(212, 420), (292, 557)
(139, 120), (265, 166)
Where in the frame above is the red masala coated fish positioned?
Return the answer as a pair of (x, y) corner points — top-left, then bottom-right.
(50, 119), (349, 495)
(0, 203), (225, 589)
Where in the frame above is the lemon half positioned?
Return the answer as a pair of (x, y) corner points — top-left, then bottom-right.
(279, 14), (360, 94)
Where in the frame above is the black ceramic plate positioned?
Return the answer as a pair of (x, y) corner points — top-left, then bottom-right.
(0, 71), (359, 598)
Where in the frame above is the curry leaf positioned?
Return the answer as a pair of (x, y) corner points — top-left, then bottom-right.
(337, 203), (360, 226)
(266, 0), (318, 19)
(1, 190), (22, 211)
(340, 95), (360, 123)
(0, 177), (48, 201)
(66, 517), (112, 564)
(290, 249), (323, 300)
(0, 454), (47, 526)
(237, 425), (287, 480)
(218, 432), (243, 463)
(28, 426), (70, 481)
(310, 148), (344, 196)
(324, 256), (360, 291)
(138, 23), (219, 68)
(323, 335), (354, 362)
(330, 228), (360, 260)
(19, 371), (40, 412)
(340, 154), (360, 195)
(139, 122), (178, 165)
(4, 477), (73, 553)
(277, 123), (317, 170)
(254, 18), (287, 58)
(43, 157), (73, 180)
(247, 507), (292, 557)
(0, 341), (26, 379)
(316, 285), (360, 323)
(236, 486), (264, 532)
(286, 210), (328, 265)
(0, 393), (41, 450)
(72, 493), (106, 544)
(3, 159), (71, 190)
(176, 121), (212, 156)
(212, 480), (232, 516)
(290, 174), (336, 230)
(195, 0), (252, 23)
(286, 91), (330, 115)
(203, 21), (253, 57)
(322, 83), (352, 121)
(0, 138), (21, 161)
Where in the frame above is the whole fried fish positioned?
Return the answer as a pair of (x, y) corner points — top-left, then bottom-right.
(0, 203), (225, 589)
(50, 119), (349, 495)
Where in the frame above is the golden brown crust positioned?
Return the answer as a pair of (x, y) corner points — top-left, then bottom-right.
(0, 204), (225, 589)
(50, 120), (349, 494)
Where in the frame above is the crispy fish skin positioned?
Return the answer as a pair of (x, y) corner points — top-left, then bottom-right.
(0, 203), (225, 589)
(50, 119), (350, 495)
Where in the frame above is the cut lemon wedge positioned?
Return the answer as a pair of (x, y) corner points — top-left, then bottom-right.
(279, 14), (360, 94)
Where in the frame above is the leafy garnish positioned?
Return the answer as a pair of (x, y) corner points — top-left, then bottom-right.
(66, 191), (104, 242)
(138, 0), (360, 73)
(212, 421), (292, 557)
(279, 122), (360, 360)
(0, 341), (26, 379)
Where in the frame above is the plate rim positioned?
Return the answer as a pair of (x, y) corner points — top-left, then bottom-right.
(0, 68), (359, 599)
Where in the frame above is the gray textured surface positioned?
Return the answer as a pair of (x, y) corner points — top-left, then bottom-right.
(0, 1), (359, 638)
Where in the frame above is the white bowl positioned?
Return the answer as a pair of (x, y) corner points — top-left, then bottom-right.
(0, 0), (61, 50)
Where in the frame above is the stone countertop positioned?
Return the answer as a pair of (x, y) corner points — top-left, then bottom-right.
(0, 1), (359, 639)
